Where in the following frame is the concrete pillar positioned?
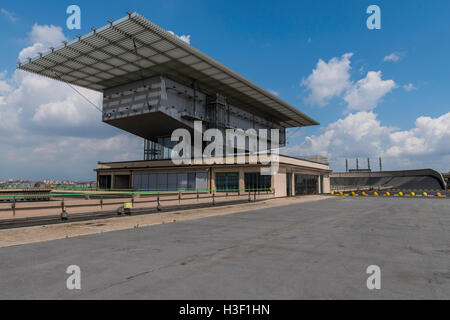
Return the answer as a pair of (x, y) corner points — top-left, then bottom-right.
(273, 169), (287, 197)
(210, 168), (216, 193)
(318, 175), (322, 194)
(291, 172), (295, 197)
(130, 172), (134, 190)
(239, 168), (245, 193)
(322, 175), (331, 194)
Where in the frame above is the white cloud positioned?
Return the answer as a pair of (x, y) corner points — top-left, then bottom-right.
(32, 89), (101, 128)
(1, 8), (17, 22)
(29, 23), (67, 46)
(18, 43), (47, 62)
(18, 24), (67, 62)
(269, 90), (279, 96)
(301, 53), (353, 106)
(0, 71), (12, 93)
(0, 23), (143, 180)
(168, 31), (191, 45)
(403, 83), (416, 91)
(285, 111), (450, 172)
(1, 133), (142, 180)
(302, 53), (397, 112)
(387, 112), (450, 157)
(286, 112), (393, 160)
(384, 52), (401, 62)
(344, 71), (396, 112)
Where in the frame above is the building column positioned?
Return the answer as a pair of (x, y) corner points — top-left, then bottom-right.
(318, 175), (322, 194)
(130, 172), (134, 190)
(210, 168), (215, 193)
(239, 168), (245, 193)
(291, 172), (295, 197)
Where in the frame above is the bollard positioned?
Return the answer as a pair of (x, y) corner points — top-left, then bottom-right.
(197, 190), (200, 201)
(178, 192), (181, 204)
(254, 191), (257, 202)
(248, 191), (251, 202)
(157, 192), (161, 211)
(100, 197), (103, 209)
(60, 208), (68, 221)
(12, 198), (16, 216)
(212, 192), (216, 205)
(123, 202), (133, 215)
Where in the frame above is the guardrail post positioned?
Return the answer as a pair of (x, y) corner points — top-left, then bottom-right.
(157, 193), (161, 211)
(12, 197), (16, 217)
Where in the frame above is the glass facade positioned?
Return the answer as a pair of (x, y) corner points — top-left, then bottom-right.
(144, 137), (178, 160)
(294, 174), (318, 195)
(133, 171), (208, 191)
(244, 173), (271, 191)
(99, 175), (112, 189)
(215, 172), (239, 192)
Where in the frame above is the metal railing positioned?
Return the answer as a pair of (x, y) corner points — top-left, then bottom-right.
(0, 189), (276, 224)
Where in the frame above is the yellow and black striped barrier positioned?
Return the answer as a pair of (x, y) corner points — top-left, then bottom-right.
(330, 190), (447, 198)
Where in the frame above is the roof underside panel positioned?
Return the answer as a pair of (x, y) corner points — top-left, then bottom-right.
(17, 13), (319, 127)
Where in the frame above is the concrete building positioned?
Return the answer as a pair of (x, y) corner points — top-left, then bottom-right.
(18, 12), (331, 197)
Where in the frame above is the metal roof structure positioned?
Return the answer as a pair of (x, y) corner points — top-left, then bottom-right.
(17, 12), (319, 128)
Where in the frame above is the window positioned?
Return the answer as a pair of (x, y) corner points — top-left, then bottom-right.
(99, 175), (111, 189)
(245, 173), (271, 191)
(133, 171), (207, 191)
(294, 174), (318, 195)
(215, 172), (239, 192)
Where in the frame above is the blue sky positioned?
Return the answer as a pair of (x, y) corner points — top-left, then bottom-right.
(0, 0), (449, 180)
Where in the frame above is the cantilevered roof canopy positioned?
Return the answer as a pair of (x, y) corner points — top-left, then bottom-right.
(17, 12), (319, 127)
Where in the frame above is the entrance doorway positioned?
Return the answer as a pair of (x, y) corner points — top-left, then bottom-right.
(294, 174), (318, 195)
(99, 175), (112, 189)
(114, 175), (131, 190)
(286, 173), (292, 197)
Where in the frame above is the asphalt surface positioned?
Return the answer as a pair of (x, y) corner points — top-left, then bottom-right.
(0, 197), (449, 299)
